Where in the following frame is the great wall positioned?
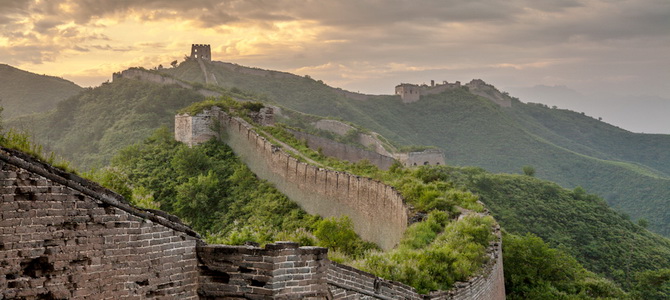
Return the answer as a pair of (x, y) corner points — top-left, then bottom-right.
(173, 106), (506, 298)
(0, 45), (506, 298)
(395, 80), (512, 107)
(0, 107), (505, 300)
(176, 107), (410, 250)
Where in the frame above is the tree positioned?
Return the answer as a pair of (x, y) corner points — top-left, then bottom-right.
(631, 268), (670, 299)
(171, 60), (178, 68)
(638, 218), (649, 228)
(503, 233), (624, 299)
(522, 165), (536, 177)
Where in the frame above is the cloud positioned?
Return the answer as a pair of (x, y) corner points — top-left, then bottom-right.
(0, 0), (668, 98)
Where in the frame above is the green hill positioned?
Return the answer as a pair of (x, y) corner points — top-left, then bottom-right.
(447, 166), (670, 285)
(0, 64), (83, 118)
(157, 59), (670, 237)
(7, 78), (206, 169)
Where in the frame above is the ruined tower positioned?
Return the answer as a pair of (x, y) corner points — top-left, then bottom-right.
(395, 83), (422, 103)
(190, 44), (211, 61)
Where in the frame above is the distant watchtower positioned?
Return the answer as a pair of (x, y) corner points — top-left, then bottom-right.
(190, 44), (211, 61)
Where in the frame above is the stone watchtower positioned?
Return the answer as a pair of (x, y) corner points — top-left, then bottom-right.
(190, 44), (211, 61)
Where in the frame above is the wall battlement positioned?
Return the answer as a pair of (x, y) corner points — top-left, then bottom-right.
(395, 79), (512, 107)
(190, 44), (211, 61)
(395, 80), (462, 103)
(111, 68), (221, 98)
(176, 107), (410, 250)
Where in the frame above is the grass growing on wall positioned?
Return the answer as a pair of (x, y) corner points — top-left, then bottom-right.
(0, 128), (75, 173)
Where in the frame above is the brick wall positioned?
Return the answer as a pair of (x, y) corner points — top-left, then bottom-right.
(326, 225), (505, 300)
(0, 147), (201, 299)
(198, 242), (330, 299)
(402, 149), (446, 167)
(113, 68), (221, 98)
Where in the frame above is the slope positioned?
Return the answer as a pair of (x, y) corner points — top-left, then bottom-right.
(156, 59), (670, 236)
(0, 64), (83, 118)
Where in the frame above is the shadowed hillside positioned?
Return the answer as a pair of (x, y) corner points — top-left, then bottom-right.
(0, 64), (83, 118)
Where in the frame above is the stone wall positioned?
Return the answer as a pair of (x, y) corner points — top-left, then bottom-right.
(395, 84), (422, 103)
(288, 129), (396, 171)
(327, 224), (504, 300)
(0, 147), (202, 299)
(175, 113), (219, 147)
(465, 79), (512, 108)
(397, 149), (447, 167)
(175, 108), (410, 250)
(314, 120), (356, 136)
(112, 68), (221, 98)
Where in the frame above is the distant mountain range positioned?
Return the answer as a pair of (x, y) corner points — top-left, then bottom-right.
(508, 84), (670, 134)
(0, 64), (83, 118)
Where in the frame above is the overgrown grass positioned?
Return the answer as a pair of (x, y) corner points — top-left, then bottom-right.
(355, 213), (495, 294)
(0, 129), (76, 173)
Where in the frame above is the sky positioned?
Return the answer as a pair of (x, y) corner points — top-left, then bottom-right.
(1, 0), (669, 130)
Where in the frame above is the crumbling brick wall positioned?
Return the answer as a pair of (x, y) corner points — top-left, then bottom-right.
(288, 129), (396, 171)
(0, 147), (202, 299)
(198, 242), (330, 299)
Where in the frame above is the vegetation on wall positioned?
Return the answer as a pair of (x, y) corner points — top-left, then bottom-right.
(5, 59), (670, 298)
(393, 164), (670, 296)
(357, 212), (495, 294)
(169, 100), (670, 297)
(12, 59), (670, 238)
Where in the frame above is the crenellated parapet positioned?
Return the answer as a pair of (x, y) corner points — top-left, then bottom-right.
(395, 80), (462, 103)
(175, 107), (410, 250)
(190, 44), (211, 61)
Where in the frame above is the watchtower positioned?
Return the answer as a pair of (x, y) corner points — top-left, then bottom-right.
(395, 83), (422, 103)
(190, 44), (211, 61)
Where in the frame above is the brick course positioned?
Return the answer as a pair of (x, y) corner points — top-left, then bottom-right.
(1, 147), (201, 299)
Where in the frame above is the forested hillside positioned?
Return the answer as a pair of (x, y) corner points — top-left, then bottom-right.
(7, 78), (206, 169)
(0, 64), (83, 118)
(157, 59), (670, 237)
(430, 166), (670, 286)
